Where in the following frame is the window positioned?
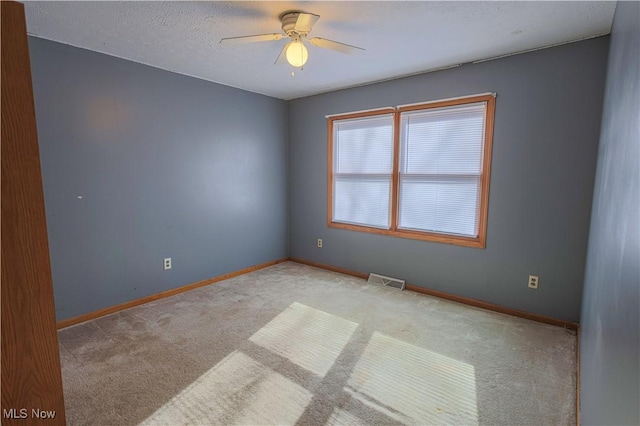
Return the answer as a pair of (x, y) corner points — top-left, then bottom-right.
(328, 94), (495, 248)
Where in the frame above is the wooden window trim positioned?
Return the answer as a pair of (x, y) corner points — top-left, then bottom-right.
(327, 94), (496, 249)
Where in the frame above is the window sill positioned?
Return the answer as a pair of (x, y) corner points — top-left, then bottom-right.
(328, 221), (486, 248)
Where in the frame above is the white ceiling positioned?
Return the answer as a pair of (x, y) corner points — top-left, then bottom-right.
(24, 1), (616, 100)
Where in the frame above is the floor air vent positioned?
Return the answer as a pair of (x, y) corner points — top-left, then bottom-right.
(368, 273), (405, 290)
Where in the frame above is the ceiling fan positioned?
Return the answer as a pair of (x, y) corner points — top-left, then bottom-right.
(220, 12), (365, 69)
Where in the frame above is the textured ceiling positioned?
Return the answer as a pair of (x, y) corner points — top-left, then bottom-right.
(24, 1), (616, 100)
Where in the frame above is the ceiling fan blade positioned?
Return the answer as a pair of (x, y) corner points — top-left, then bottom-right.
(220, 33), (283, 45)
(294, 13), (320, 33)
(274, 42), (290, 65)
(308, 37), (365, 54)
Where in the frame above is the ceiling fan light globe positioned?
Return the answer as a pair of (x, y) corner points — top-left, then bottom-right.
(286, 42), (308, 67)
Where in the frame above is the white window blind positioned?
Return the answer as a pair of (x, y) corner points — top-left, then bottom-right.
(333, 114), (394, 228)
(398, 102), (486, 237)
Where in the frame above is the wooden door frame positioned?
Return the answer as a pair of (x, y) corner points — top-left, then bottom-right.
(1, 1), (66, 424)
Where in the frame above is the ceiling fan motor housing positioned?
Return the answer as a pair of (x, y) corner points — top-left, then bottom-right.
(282, 12), (308, 37)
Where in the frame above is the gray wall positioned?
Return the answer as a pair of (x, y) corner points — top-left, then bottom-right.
(580, 2), (640, 424)
(29, 37), (289, 321)
(289, 37), (609, 322)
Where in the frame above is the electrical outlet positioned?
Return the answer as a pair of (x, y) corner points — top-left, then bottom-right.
(528, 275), (539, 289)
(317, 238), (323, 248)
(164, 257), (172, 270)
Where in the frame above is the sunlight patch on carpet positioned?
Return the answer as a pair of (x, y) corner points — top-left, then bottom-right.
(345, 331), (478, 425)
(249, 302), (358, 377)
(139, 350), (312, 425)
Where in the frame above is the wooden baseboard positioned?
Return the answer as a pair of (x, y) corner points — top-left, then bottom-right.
(289, 257), (579, 331)
(289, 257), (370, 280)
(56, 258), (289, 329)
(58, 256), (579, 332)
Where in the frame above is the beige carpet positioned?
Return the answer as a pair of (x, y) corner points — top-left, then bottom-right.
(58, 261), (576, 425)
